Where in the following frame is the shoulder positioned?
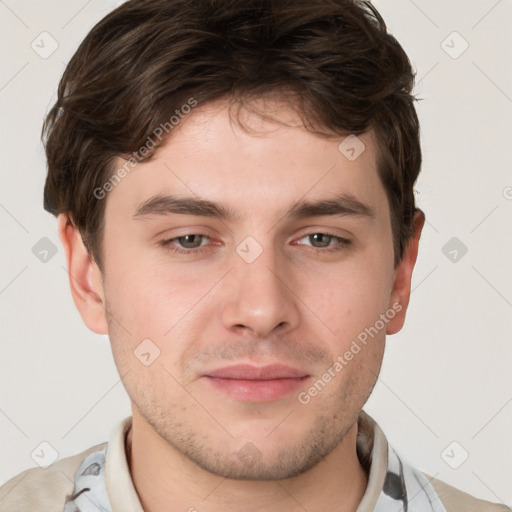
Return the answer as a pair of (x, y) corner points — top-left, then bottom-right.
(425, 473), (512, 512)
(0, 441), (107, 512)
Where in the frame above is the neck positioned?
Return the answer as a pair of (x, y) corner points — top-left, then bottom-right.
(126, 409), (368, 512)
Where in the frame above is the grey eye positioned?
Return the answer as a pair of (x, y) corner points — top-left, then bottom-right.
(177, 234), (207, 249)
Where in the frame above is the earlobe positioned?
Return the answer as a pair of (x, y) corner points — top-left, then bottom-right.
(57, 214), (108, 334)
(386, 208), (426, 335)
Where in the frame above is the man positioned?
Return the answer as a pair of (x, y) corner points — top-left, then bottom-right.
(0, 0), (509, 510)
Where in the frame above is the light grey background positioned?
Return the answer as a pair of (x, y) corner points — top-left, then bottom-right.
(1, 0), (511, 505)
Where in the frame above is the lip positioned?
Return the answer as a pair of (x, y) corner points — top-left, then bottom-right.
(202, 364), (311, 402)
(205, 364), (308, 380)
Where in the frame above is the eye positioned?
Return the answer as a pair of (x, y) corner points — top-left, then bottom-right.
(294, 232), (351, 252)
(159, 234), (212, 254)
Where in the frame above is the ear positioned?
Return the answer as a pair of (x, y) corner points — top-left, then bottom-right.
(386, 208), (425, 335)
(57, 214), (108, 334)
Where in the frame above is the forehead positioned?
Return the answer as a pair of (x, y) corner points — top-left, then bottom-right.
(105, 99), (389, 225)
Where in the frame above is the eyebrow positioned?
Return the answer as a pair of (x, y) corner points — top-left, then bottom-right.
(133, 193), (376, 222)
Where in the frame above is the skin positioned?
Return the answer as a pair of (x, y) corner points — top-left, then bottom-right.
(58, 98), (424, 512)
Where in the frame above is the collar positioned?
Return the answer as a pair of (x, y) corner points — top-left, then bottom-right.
(88, 410), (444, 511)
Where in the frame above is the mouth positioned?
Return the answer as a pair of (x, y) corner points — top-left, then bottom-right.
(202, 364), (311, 402)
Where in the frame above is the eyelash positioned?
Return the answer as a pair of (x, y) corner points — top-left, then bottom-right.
(159, 232), (352, 255)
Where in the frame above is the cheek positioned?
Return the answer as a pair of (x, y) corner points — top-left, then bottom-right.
(303, 258), (393, 344)
(102, 254), (216, 370)
(103, 242), (198, 330)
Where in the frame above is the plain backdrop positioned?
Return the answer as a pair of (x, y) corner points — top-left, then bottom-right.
(0, 0), (511, 505)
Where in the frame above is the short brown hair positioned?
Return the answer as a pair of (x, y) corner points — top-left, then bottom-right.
(43, 0), (422, 269)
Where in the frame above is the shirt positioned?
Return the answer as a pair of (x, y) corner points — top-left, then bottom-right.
(0, 410), (509, 511)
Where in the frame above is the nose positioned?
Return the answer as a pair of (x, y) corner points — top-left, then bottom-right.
(220, 243), (301, 339)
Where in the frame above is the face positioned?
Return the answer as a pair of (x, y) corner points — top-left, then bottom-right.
(94, 99), (401, 480)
